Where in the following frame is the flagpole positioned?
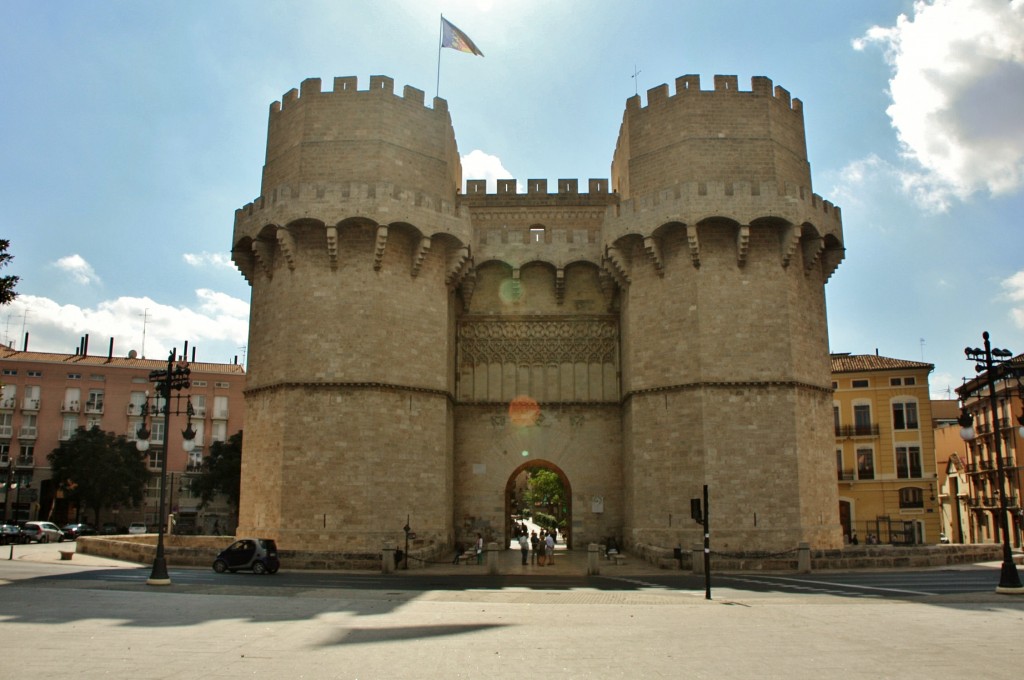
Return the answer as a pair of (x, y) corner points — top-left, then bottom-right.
(436, 14), (444, 98)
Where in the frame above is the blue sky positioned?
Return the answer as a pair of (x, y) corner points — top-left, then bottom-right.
(2, 0), (1023, 398)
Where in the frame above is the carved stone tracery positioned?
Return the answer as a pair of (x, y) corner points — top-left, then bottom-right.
(458, 318), (618, 365)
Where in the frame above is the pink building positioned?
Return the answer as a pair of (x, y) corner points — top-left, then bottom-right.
(0, 340), (245, 532)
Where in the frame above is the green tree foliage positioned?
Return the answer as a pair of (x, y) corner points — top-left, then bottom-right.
(523, 468), (567, 529)
(0, 240), (19, 305)
(192, 430), (242, 511)
(47, 426), (150, 526)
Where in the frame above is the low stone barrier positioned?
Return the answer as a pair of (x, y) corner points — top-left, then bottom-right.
(634, 541), (1004, 572)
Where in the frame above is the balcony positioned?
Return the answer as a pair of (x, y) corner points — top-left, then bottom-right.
(18, 426), (37, 439)
(0, 425), (11, 438)
(1003, 456), (1017, 468)
(126, 403), (144, 416)
(186, 462), (204, 473)
(967, 462), (979, 473)
(837, 470), (855, 481)
(62, 400), (80, 413)
(84, 401), (104, 415)
(981, 460), (995, 471)
(835, 424), (880, 438)
(21, 398), (40, 412)
(0, 397), (15, 410)
(15, 455), (34, 467)
(212, 409), (229, 421)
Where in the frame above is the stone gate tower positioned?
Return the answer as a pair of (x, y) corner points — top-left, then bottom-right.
(232, 73), (845, 561)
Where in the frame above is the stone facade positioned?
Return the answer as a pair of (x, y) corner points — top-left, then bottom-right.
(232, 74), (846, 558)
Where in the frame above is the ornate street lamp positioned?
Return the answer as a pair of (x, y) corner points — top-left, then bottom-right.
(134, 349), (195, 586)
(959, 332), (1023, 594)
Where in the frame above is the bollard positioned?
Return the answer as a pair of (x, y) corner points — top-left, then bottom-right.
(487, 542), (500, 575)
(588, 543), (600, 575)
(382, 546), (396, 574)
(797, 542), (811, 574)
(692, 543), (704, 575)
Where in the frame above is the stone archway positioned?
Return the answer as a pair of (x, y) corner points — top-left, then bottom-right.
(504, 460), (573, 550)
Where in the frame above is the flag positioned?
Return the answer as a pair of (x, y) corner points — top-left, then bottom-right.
(441, 17), (484, 57)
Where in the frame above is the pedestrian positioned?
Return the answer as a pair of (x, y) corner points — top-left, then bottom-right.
(452, 541), (465, 564)
(475, 532), (484, 565)
(530, 530), (539, 565)
(545, 531), (555, 565)
(518, 532), (529, 565)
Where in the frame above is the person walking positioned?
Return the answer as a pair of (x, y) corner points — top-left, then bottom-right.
(545, 531), (555, 566)
(475, 533), (484, 565)
(518, 532), (529, 565)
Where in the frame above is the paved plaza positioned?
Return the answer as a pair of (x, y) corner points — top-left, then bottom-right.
(1, 542), (1023, 679)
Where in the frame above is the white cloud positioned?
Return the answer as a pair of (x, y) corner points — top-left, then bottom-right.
(1003, 270), (1024, 329)
(53, 254), (101, 285)
(461, 150), (520, 192)
(1, 291), (249, 363)
(183, 251), (234, 269)
(855, 0), (1024, 210)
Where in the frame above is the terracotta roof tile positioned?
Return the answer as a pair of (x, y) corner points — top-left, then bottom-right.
(830, 353), (933, 374)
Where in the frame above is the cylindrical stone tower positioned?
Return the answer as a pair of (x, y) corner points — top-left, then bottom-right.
(606, 75), (845, 552)
(231, 76), (472, 555)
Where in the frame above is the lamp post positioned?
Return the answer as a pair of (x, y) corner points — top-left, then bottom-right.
(134, 349), (194, 586)
(959, 332), (1023, 594)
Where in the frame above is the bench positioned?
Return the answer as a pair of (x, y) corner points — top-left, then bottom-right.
(612, 554), (626, 566)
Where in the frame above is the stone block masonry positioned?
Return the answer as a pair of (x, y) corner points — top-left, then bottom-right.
(232, 73), (845, 560)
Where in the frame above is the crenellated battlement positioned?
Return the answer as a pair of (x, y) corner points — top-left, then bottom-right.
(609, 179), (841, 228)
(269, 75), (449, 117)
(626, 74), (802, 115)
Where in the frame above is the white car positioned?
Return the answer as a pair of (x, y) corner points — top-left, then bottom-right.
(128, 522), (148, 534)
(21, 521), (64, 543)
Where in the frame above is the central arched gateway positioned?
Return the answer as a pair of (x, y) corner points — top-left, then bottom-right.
(504, 460), (573, 550)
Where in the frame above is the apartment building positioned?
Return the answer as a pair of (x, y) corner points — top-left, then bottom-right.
(955, 354), (1023, 548)
(832, 353), (941, 544)
(0, 342), (245, 532)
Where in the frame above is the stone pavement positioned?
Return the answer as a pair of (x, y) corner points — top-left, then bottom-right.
(3, 541), (1024, 679)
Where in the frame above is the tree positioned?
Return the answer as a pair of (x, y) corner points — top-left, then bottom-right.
(47, 426), (150, 526)
(192, 430), (242, 512)
(523, 468), (567, 530)
(0, 239), (19, 305)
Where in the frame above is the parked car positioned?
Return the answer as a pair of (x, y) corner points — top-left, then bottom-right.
(212, 538), (280, 575)
(99, 522), (122, 535)
(0, 523), (22, 545)
(128, 522), (147, 535)
(20, 521), (64, 543)
(61, 523), (97, 540)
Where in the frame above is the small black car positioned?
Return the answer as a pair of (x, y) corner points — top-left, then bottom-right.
(61, 523), (97, 540)
(212, 538), (280, 575)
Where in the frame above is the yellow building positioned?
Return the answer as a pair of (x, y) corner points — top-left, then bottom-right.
(832, 354), (941, 544)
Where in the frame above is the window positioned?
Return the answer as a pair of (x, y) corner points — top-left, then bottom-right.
(211, 421), (227, 443)
(67, 373), (81, 380)
(2, 369), (16, 376)
(836, 449), (850, 480)
(63, 387), (81, 411)
(151, 420), (165, 444)
(857, 448), (875, 480)
(904, 377), (916, 386)
(89, 374), (105, 381)
(192, 380), (207, 388)
(0, 443), (8, 465)
(148, 449), (164, 471)
(85, 389), (104, 414)
(19, 414), (37, 438)
(85, 415), (102, 430)
(128, 391), (147, 416)
(18, 444), (34, 464)
(191, 394), (207, 417)
(896, 445), (923, 479)
(213, 396), (229, 420)
(899, 487), (924, 509)
(853, 404), (873, 435)
(0, 384), (14, 409)
(60, 416), (78, 441)
(833, 405), (840, 433)
(27, 370), (41, 377)
(852, 379), (869, 388)
(0, 413), (11, 437)
(890, 377), (902, 386)
(23, 385), (40, 410)
(892, 401), (919, 430)
(530, 226), (545, 243)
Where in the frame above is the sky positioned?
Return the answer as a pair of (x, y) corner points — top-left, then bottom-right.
(2, 0), (1023, 399)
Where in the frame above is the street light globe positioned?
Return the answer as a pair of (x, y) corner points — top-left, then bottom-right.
(136, 438), (150, 453)
(182, 437), (196, 453)
(959, 426), (975, 442)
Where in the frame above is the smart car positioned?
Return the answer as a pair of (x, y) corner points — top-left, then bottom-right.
(212, 538), (280, 575)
